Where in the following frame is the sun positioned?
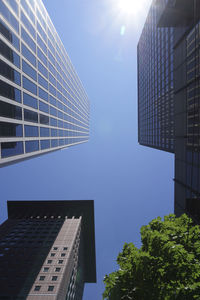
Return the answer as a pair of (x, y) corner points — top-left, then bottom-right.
(116, 0), (148, 17)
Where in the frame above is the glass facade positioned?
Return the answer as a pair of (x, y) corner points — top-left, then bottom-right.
(0, 0), (90, 166)
(137, 0), (174, 153)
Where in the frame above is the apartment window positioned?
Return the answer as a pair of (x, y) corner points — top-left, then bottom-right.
(43, 267), (49, 272)
(58, 260), (63, 264)
(53, 247), (58, 250)
(47, 260), (52, 264)
(55, 267), (61, 272)
(39, 276), (45, 281)
(34, 285), (41, 291)
(52, 276), (57, 281)
(48, 286), (54, 291)
(61, 253), (65, 257)
(63, 247), (67, 250)
(50, 253), (55, 257)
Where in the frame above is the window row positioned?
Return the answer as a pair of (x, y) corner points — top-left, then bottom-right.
(1, 137), (87, 158)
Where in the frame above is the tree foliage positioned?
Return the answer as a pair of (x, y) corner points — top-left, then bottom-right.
(103, 214), (200, 300)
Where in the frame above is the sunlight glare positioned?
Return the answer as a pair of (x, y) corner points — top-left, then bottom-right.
(116, 0), (147, 17)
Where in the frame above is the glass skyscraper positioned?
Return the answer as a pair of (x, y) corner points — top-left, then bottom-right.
(138, 0), (200, 222)
(137, 0), (174, 153)
(0, 200), (96, 300)
(0, 0), (90, 167)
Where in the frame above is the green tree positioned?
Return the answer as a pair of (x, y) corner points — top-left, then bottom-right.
(103, 214), (200, 300)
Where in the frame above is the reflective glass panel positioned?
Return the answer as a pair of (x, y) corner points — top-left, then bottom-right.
(0, 19), (20, 50)
(24, 108), (38, 123)
(22, 43), (36, 67)
(40, 127), (49, 137)
(25, 125), (39, 137)
(23, 92), (37, 109)
(22, 60), (37, 81)
(41, 139), (50, 150)
(21, 27), (36, 53)
(1, 141), (23, 158)
(0, 2), (19, 33)
(0, 122), (22, 137)
(0, 59), (21, 85)
(25, 140), (39, 152)
(40, 114), (49, 125)
(0, 80), (21, 102)
(0, 39), (20, 68)
(39, 101), (48, 113)
(0, 101), (22, 120)
(23, 76), (37, 95)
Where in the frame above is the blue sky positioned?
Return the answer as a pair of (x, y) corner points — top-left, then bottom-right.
(0, 0), (174, 299)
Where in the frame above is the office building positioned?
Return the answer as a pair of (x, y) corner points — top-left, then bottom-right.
(0, 200), (96, 299)
(0, 0), (90, 167)
(138, 0), (200, 222)
(137, 0), (174, 153)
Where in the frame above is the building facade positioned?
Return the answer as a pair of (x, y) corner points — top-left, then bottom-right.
(0, 0), (90, 167)
(0, 200), (96, 300)
(138, 0), (200, 222)
(137, 0), (174, 153)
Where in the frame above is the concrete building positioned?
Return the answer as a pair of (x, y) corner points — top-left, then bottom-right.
(0, 200), (96, 300)
(138, 0), (200, 222)
(0, 0), (90, 167)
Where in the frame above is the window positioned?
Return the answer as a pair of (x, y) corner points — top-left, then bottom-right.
(0, 39), (20, 68)
(39, 88), (48, 101)
(63, 247), (68, 250)
(25, 125), (39, 137)
(0, 59), (21, 85)
(23, 76), (37, 95)
(40, 114), (49, 125)
(55, 267), (61, 272)
(0, 101), (22, 120)
(0, 79), (21, 103)
(0, 122), (22, 137)
(23, 92), (38, 109)
(48, 286), (54, 291)
(43, 267), (49, 272)
(53, 247), (58, 250)
(24, 109), (38, 123)
(21, 11), (35, 38)
(40, 127), (49, 137)
(61, 253), (65, 257)
(50, 253), (55, 257)
(47, 260), (52, 264)
(34, 286), (41, 291)
(41, 140), (50, 150)
(22, 43), (36, 67)
(39, 276), (45, 281)
(0, 1), (19, 33)
(25, 140), (39, 153)
(52, 276), (57, 281)
(58, 260), (63, 264)
(21, 27), (36, 53)
(38, 74), (48, 90)
(22, 60), (37, 81)
(0, 19), (19, 50)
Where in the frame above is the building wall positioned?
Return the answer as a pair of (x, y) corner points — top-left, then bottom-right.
(0, 216), (82, 300)
(0, 0), (90, 167)
(138, 0), (174, 153)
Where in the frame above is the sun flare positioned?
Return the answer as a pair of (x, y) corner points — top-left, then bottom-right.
(116, 0), (148, 17)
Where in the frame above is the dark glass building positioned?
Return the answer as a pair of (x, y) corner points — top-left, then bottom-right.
(0, 0), (90, 167)
(137, 0), (174, 153)
(0, 200), (96, 299)
(138, 0), (200, 222)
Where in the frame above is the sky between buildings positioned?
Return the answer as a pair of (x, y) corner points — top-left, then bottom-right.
(0, 0), (174, 299)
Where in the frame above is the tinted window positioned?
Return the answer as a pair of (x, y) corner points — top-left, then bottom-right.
(50, 106), (57, 117)
(22, 60), (37, 81)
(21, 27), (36, 53)
(22, 43), (36, 67)
(49, 62), (56, 76)
(0, 2), (19, 33)
(0, 80), (21, 102)
(58, 120), (63, 128)
(25, 140), (39, 152)
(6, 0), (19, 16)
(49, 73), (56, 87)
(0, 19), (19, 50)
(36, 9), (46, 31)
(59, 139), (64, 146)
(40, 114), (49, 125)
(0, 101), (22, 120)
(23, 92), (38, 109)
(39, 88), (48, 101)
(51, 139), (58, 147)
(51, 128), (57, 137)
(37, 21), (47, 42)
(25, 125), (39, 137)
(0, 122), (22, 137)
(41, 139), (50, 150)
(37, 47), (47, 66)
(40, 127), (49, 137)
(39, 101), (48, 113)
(38, 61), (48, 77)
(1, 141), (23, 158)
(37, 34), (47, 54)
(50, 118), (57, 128)
(59, 130), (63, 137)
(24, 109), (38, 123)
(23, 76), (37, 95)
(49, 84), (56, 96)
(58, 111), (63, 119)
(0, 39), (20, 68)
(38, 74), (48, 89)
(21, 0), (35, 23)
(0, 59), (21, 85)
(21, 11), (35, 38)
(49, 95), (56, 106)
